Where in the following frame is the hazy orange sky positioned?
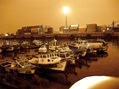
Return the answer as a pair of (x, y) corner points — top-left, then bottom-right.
(0, 0), (119, 33)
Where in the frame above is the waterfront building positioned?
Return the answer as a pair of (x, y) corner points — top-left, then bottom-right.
(59, 24), (79, 34)
(0, 34), (5, 38)
(78, 28), (86, 33)
(113, 27), (119, 32)
(97, 25), (107, 32)
(86, 24), (97, 32)
(16, 25), (53, 38)
(69, 24), (79, 34)
(46, 26), (53, 34)
(59, 26), (67, 33)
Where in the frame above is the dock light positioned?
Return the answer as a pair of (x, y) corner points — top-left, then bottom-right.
(62, 6), (70, 14)
(62, 6), (70, 28)
(107, 27), (110, 30)
(5, 33), (8, 36)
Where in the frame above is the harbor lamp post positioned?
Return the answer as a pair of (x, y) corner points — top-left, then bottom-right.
(62, 6), (70, 28)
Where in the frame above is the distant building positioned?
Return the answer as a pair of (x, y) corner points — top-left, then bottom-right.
(78, 28), (86, 33)
(59, 26), (65, 32)
(105, 27), (113, 32)
(117, 24), (119, 27)
(0, 34), (5, 38)
(112, 24), (119, 32)
(69, 24), (79, 33)
(112, 27), (119, 32)
(59, 26), (68, 33)
(97, 25), (107, 32)
(16, 25), (53, 38)
(86, 24), (97, 32)
(46, 26), (53, 34)
(106, 21), (119, 32)
(59, 24), (79, 34)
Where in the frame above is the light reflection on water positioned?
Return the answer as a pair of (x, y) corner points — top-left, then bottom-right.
(0, 38), (119, 89)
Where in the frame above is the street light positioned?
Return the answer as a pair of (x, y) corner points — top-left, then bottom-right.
(62, 6), (70, 28)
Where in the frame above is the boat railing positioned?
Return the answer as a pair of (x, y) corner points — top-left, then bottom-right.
(37, 52), (60, 59)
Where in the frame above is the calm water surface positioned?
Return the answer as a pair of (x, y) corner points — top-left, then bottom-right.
(0, 38), (119, 89)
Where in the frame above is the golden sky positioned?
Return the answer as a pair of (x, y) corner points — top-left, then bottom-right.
(0, 0), (119, 33)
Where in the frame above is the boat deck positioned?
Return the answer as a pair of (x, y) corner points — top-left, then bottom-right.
(50, 61), (67, 71)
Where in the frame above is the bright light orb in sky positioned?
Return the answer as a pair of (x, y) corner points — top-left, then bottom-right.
(62, 6), (70, 14)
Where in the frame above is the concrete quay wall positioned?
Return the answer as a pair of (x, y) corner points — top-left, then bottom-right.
(0, 32), (119, 39)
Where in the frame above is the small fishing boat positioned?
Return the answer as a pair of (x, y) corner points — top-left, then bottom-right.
(48, 39), (60, 51)
(69, 38), (87, 49)
(69, 42), (87, 57)
(70, 38), (108, 54)
(32, 40), (43, 48)
(57, 46), (72, 53)
(0, 58), (36, 75)
(14, 60), (36, 74)
(49, 45), (60, 51)
(86, 39), (108, 53)
(21, 40), (30, 49)
(12, 40), (20, 50)
(38, 45), (47, 53)
(28, 53), (62, 65)
(0, 48), (2, 53)
(0, 42), (3, 53)
(5, 46), (14, 52)
(2, 40), (14, 52)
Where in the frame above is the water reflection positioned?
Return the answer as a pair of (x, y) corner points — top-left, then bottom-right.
(106, 39), (119, 49)
(75, 52), (108, 69)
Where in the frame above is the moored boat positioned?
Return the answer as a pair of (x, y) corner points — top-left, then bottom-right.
(38, 45), (47, 53)
(32, 40), (43, 48)
(0, 42), (3, 53)
(2, 40), (14, 52)
(86, 39), (108, 52)
(21, 40), (30, 49)
(0, 58), (36, 75)
(28, 53), (62, 66)
(12, 40), (20, 50)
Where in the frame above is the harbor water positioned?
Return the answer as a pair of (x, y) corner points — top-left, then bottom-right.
(0, 38), (119, 89)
